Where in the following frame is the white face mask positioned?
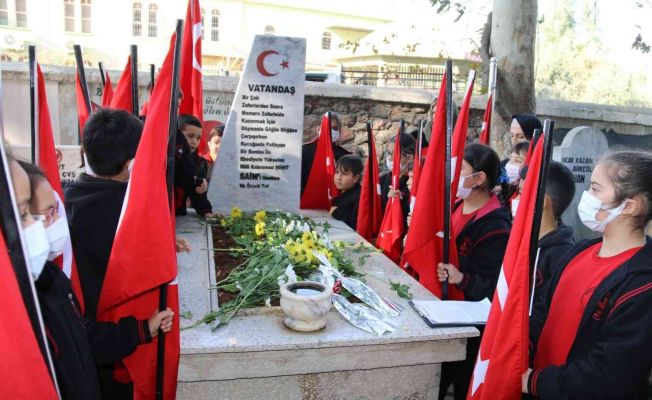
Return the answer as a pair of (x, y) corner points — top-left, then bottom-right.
(505, 162), (520, 184)
(23, 220), (49, 280)
(511, 198), (520, 218)
(456, 173), (478, 200)
(39, 217), (70, 260)
(386, 158), (394, 171)
(331, 129), (340, 142)
(577, 190), (627, 233)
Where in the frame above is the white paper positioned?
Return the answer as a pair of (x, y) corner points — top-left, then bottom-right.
(412, 298), (491, 325)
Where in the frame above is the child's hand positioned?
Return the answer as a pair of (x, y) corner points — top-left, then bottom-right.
(203, 212), (218, 219)
(437, 262), (463, 284)
(329, 206), (338, 215)
(148, 307), (174, 337)
(195, 179), (208, 194)
(407, 212), (412, 226)
(388, 185), (401, 199)
(175, 237), (191, 253)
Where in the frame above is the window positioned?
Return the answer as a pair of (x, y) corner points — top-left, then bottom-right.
(211, 9), (219, 41)
(200, 8), (205, 39)
(321, 32), (332, 50)
(132, 2), (141, 36)
(0, 0), (8, 26)
(264, 25), (274, 35)
(64, 0), (74, 31)
(80, 0), (91, 33)
(15, 0), (27, 27)
(147, 3), (157, 37)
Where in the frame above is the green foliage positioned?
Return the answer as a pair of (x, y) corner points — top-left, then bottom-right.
(389, 280), (413, 300)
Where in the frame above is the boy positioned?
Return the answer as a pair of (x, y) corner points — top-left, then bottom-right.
(65, 109), (173, 399)
(207, 124), (223, 163)
(176, 114), (214, 218)
(330, 155), (363, 230)
(516, 161), (576, 300)
(380, 133), (415, 223)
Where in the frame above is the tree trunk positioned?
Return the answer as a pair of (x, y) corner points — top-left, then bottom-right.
(489, 0), (538, 157)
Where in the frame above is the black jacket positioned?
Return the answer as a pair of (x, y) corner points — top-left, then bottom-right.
(175, 152), (212, 217)
(332, 184), (361, 230)
(533, 224), (575, 304)
(528, 239), (652, 399)
(175, 130), (196, 196)
(379, 172), (410, 229)
(300, 141), (350, 195)
(454, 197), (512, 301)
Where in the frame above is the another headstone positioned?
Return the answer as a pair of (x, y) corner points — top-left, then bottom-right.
(14, 144), (85, 185)
(552, 126), (609, 240)
(208, 35), (306, 213)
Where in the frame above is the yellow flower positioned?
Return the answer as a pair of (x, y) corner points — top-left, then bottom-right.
(302, 232), (312, 242)
(254, 210), (266, 222)
(220, 218), (228, 227)
(255, 221), (266, 236)
(230, 207), (242, 219)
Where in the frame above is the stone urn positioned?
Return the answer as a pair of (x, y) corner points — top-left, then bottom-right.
(280, 281), (332, 332)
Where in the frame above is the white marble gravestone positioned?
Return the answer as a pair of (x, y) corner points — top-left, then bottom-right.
(13, 144), (84, 185)
(553, 126), (609, 240)
(208, 35), (306, 213)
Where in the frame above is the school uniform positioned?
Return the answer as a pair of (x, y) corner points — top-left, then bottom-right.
(379, 172), (410, 229)
(175, 151), (213, 217)
(300, 140), (350, 195)
(331, 184), (361, 230)
(528, 239), (652, 399)
(532, 224), (575, 303)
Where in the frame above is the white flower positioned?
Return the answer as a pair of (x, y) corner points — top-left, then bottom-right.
(302, 222), (311, 233)
(235, 281), (243, 291)
(264, 298), (272, 307)
(285, 264), (297, 283)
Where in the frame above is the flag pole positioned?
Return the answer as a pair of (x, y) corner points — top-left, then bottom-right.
(150, 63), (156, 90)
(488, 57), (497, 99)
(29, 45), (36, 164)
(528, 121), (554, 291)
(159, 19), (184, 400)
(130, 45), (139, 116)
(442, 59), (453, 300)
(73, 45), (92, 116)
(98, 61), (106, 87)
(366, 121), (375, 232)
(0, 69), (61, 398)
(417, 119), (424, 166)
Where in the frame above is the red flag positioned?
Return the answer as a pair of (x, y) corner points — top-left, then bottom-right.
(401, 75), (463, 300)
(75, 72), (90, 135)
(479, 93), (492, 145)
(102, 70), (114, 107)
(451, 72), (476, 203)
(467, 138), (544, 400)
(109, 56), (134, 113)
(35, 64), (85, 312)
(409, 128), (425, 213)
(301, 114), (340, 210)
(376, 129), (405, 262)
(0, 230), (58, 399)
(180, 0), (205, 153)
(356, 127), (382, 242)
(97, 34), (179, 400)
(523, 134), (539, 168)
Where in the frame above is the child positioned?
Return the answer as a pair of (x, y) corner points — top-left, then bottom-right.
(330, 155), (363, 230)
(505, 140), (530, 186)
(437, 143), (512, 400)
(64, 109), (174, 398)
(208, 124), (223, 163)
(501, 114), (542, 168)
(176, 114), (214, 218)
(380, 133), (415, 220)
(516, 161), (576, 300)
(525, 151), (652, 399)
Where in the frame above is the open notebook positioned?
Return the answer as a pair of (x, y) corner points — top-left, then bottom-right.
(410, 298), (491, 328)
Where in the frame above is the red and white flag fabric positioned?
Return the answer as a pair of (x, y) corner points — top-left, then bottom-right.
(467, 137), (545, 400)
(300, 114), (340, 210)
(450, 72), (476, 202)
(376, 128), (405, 263)
(409, 127), (424, 213)
(34, 64), (85, 312)
(101, 69), (114, 107)
(180, 0), (205, 153)
(0, 230), (58, 399)
(97, 33), (179, 400)
(401, 74), (463, 300)
(75, 72), (90, 135)
(478, 92), (492, 145)
(109, 56), (134, 113)
(356, 127), (382, 242)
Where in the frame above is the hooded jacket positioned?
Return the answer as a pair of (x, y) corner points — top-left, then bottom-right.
(533, 224), (575, 303)
(528, 239), (652, 399)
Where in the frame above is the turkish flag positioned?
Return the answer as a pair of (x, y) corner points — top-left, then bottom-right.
(0, 230), (58, 399)
(467, 138), (545, 400)
(523, 132), (541, 168)
(35, 64), (85, 313)
(300, 114), (340, 210)
(478, 93), (492, 145)
(401, 74), (463, 300)
(409, 128), (425, 214)
(451, 72), (476, 203)
(356, 126), (382, 242)
(97, 33), (179, 400)
(109, 56), (134, 113)
(376, 128), (404, 262)
(180, 0), (205, 153)
(75, 72), (90, 135)
(101, 69), (114, 107)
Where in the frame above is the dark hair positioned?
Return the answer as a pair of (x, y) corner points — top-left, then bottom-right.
(512, 114), (542, 140)
(336, 154), (363, 176)
(83, 108), (143, 176)
(178, 114), (202, 131)
(329, 112), (341, 130)
(409, 123), (430, 148)
(599, 151), (652, 230)
(512, 140), (530, 156)
(464, 143), (501, 190)
(389, 133), (416, 156)
(16, 160), (47, 195)
(520, 161), (576, 218)
(211, 125), (224, 138)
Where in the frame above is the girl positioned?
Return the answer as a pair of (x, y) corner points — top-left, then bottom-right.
(524, 151), (652, 399)
(436, 143), (512, 400)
